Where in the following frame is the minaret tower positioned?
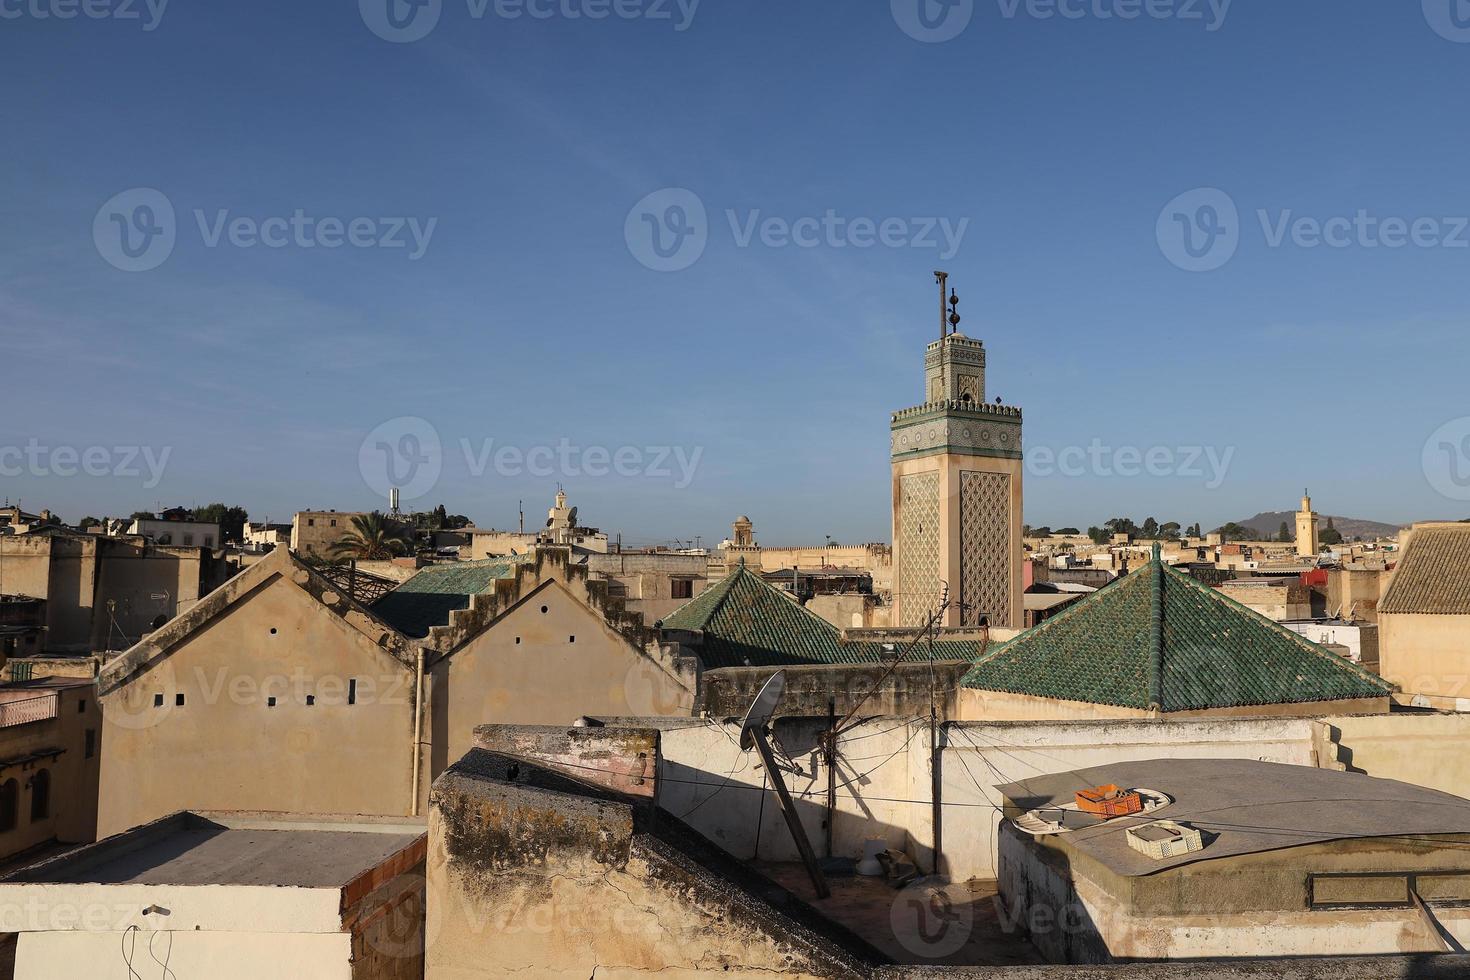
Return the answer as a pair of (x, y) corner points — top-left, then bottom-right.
(1296, 490), (1320, 556)
(890, 273), (1023, 629)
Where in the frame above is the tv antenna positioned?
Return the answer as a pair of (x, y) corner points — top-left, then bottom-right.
(739, 670), (829, 899)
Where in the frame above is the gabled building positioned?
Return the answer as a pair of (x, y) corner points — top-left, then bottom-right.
(97, 545), (698, 837)
(960, 548), (1393, 720)
(1378, 522), (1470, 707)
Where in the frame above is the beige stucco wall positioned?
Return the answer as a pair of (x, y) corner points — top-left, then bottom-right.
(1379, 612), (1470, 700)
(291, 512), (367, 558)
(428, 579), (693, 780)
(17, 930), (355, 980)
(0, 684), (100, 859)
(97, 571), (420, 837)
(0, 535), (227, 655)
(1320, 713), (1470, 800)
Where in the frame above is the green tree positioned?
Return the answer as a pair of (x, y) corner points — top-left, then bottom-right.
(1321, 517), (1344, 547)
(194, 503), (249, 542)
(1141, 517), (1160, 539)
(1055, 527), (1080, 536)
(1278, 521), (1292, 543)
(1087, 526), (1108, 545)
(328, 512), (415, 561)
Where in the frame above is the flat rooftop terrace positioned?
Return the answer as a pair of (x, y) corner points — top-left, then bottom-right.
(5, 812), (425, 889)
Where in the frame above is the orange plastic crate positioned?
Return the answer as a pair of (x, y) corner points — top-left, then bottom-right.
(1075, 784), (1143, 818)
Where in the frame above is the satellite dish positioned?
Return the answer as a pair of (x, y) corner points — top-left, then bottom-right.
(567, 506), (578, 527)
(739, 670), (786, 751)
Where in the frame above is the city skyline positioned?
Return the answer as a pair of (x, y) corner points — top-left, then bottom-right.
(5, 3), (1470, 542)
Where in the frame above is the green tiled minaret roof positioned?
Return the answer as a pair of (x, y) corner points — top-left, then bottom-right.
(662, 562), (980, 669)
(961, 549), (1392, 711)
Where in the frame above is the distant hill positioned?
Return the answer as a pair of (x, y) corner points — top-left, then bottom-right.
(1228, 512), (1405, 542)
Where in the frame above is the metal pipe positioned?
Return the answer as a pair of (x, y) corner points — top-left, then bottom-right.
(410, 647), (425, 816)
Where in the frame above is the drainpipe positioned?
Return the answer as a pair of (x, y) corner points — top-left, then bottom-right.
(410, 647), (425, 816)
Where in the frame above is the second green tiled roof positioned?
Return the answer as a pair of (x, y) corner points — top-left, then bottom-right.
(662, 563), (979, 669)
(371, 558), (525, 638)
(961, 556), (1392, 711)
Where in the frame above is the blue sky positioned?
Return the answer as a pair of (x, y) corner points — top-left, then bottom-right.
(3, 1), (1470, 545)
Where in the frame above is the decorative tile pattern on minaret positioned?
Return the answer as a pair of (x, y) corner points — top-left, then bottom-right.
(890, 274), (1024, 629)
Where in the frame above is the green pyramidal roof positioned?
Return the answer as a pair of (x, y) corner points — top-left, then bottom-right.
(961, 555), (1392, 712)
(662, 562), (979, 669)
(371, 557), (525, 638)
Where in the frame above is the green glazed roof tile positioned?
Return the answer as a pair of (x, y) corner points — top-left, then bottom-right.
(961, 556), (1391, 711)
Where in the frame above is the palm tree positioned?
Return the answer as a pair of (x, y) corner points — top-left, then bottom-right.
(328, 511), (414, 561)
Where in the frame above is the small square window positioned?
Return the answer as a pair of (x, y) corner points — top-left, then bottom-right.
(78, 700), (87, 714)
(308, 518), (315, 527)
(153, 694), (164, 707)
(267, 697), (277, 707)
(569, 635), (576, 643)
(306, 695), (316, 706)
(175, 694), (185, 707)
(671, 579), (694, 600)
(85, 730), (96, 759)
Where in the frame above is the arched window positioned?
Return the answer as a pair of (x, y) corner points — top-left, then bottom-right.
(0, 779), (17, 833)
(29, 769), (49, 822)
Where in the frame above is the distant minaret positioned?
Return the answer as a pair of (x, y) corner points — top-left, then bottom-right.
(890, 273), (1023, 629)
(1295, 489), (1320, 556)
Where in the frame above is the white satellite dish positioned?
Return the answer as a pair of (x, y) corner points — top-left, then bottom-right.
(739, 670), (786, 751)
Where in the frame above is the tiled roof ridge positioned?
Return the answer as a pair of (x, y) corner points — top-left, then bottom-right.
(969, 560), (1151, 668)
(1157, 561), (1393, 693)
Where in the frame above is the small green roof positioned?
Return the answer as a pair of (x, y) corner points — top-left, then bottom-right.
(371, 558), (525, 638)
(662, 563), (978, 669)
(961, 553), (1392, 712)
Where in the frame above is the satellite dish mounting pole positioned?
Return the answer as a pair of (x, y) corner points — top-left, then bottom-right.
(741, 671), (829, 899)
